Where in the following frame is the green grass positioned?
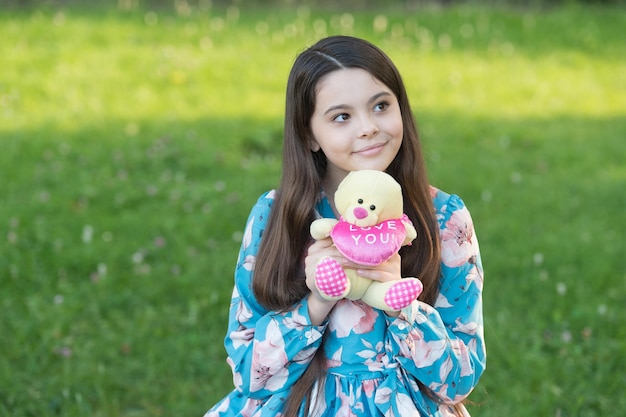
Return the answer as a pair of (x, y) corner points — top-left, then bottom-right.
(1, 2), (625, 416)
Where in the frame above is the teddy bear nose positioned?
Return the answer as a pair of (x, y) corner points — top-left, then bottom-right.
(353, 207), (368, 220)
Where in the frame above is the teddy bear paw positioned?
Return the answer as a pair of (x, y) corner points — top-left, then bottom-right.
(315, 258), (349, 299)
(384, 278), (423, 311)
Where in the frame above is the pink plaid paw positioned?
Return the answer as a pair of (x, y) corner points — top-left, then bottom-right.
(384, 278), (423, 311)
(315, 258), (349, 299)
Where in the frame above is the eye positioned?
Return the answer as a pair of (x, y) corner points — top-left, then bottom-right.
(357, 199), (363, 204)
(369, 205), (376, 211)
(333, 113), (350, 122)
(374, 101), (389, 112)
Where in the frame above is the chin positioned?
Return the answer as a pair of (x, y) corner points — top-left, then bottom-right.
(356, 160), (394, 172)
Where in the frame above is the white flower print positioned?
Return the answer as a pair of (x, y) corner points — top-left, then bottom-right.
(430, 353), (472, 403)
(407, 328), (447, 368)
(375, 386), (392, 404)
(309, 384), (328, 416)
(240, 398), (263, 417)
(329, 300), (376, 338)
(282, 306), (322, 345)
(230, 299), (255, 349)
(335, 390), (353, 417)
(293, 347), (317, 365)
(226, 357), (242, 390)
(401, 301), (431, 325)
(438, 356), (454, 386)
(375, 387), (393, 416)
(465, 263), (484, 291)
(230, 285), (240, 299)
(250, 319), (289, 392)
(452, 339), (473, 377)
(356, 338), (386, 371)
(230, 326), (254, 350)
(327, 346), (343, 368)
(242, 254), (256, 271)
(434, 292), (453, 308)
(242, 216), (254, 251)
(441, 208), (478, 268)
(283, 304), (310, 333)
(453, 318), (479, 335)
(282, 306), (308, 329)
(236, 299), (253, 323)
(396, 392), (420, 416)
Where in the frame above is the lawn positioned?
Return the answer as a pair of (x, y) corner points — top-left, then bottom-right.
(1, 1), (625, 416)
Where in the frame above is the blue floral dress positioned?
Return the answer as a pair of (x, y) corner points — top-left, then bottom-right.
(204, 187), (486, 417)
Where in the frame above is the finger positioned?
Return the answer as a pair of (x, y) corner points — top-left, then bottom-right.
(307, 238), (335, 254)
(356, 268), (389, 282)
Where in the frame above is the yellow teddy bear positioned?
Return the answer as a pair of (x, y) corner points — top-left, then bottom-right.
(310, 170), (423, 311)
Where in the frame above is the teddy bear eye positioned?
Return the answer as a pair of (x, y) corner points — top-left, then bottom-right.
(358, 199), (363, 204)
(369, 205), (376, 211)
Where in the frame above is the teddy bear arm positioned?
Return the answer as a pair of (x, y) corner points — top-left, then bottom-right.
(342, 270), (371, 300)
(310, 218), (339, 240)
(360, 280), (401, 311)
(403, 222), (418, 245)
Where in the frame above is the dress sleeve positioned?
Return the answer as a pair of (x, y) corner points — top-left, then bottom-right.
(385, 192), (486, 404)
(223, 191), (327, 400)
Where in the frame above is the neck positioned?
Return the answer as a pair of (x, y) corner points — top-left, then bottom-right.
(320, 177), (340, 218)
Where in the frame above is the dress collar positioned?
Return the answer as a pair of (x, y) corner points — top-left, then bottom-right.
(315, 190), (337, 220)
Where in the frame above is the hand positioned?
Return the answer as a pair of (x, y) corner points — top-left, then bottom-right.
(304, 238), (341, 325)
(352, 253), (404, 317)
(350, 253), (402, 283)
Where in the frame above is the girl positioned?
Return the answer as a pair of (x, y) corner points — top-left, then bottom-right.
(204, 35), (485, 417)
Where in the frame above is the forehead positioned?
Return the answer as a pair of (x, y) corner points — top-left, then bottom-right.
(314, 68), (391, 105)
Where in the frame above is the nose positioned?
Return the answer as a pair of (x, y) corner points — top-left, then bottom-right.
(359, 115), (379, 138)
(353, 207), (368, 219)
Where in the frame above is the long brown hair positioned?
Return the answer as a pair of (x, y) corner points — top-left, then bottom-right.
(252, 36), (442, 416)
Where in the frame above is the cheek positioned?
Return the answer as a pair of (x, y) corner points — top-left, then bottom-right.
(313, 129), (347, 154)
(380, 110), (404, 139)
(391, 114), (404, 138)
(310, 122), (333, 152)
(320, 140), (348, 158)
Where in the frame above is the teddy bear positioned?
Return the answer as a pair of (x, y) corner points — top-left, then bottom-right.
(310, 170), (423, 311)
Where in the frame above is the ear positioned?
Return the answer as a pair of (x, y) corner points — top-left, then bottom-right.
(309, 138), (321, 152)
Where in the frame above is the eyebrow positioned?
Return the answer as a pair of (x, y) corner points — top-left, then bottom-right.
(322, 91), (393, 116)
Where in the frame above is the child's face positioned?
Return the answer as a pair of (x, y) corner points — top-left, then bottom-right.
(309, 68), (403, 188)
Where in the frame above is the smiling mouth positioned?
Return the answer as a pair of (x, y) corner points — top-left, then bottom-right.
(354, 142), (386, 155)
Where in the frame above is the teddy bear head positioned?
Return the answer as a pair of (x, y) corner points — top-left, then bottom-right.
(334, 170), (404, 227)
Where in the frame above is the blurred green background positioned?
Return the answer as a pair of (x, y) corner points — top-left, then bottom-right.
(1, 1), (625, 416)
